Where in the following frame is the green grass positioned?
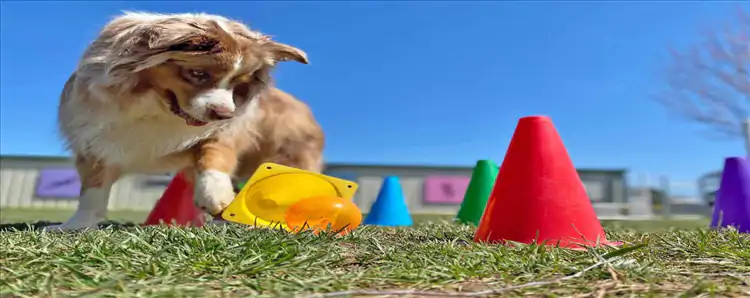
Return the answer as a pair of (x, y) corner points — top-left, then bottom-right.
(0, 209), (748, 297)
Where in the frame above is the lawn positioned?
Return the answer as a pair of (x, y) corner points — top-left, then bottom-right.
(0, 209), (748, 297)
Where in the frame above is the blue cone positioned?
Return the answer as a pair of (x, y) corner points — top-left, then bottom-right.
(363, 176), (413, 226)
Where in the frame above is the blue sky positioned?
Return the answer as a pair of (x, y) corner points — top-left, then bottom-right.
(0, 1), (746, 194)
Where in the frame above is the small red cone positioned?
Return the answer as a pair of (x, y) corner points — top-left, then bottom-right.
(474, 116), (619, 249)
(143, 172), (206, 227)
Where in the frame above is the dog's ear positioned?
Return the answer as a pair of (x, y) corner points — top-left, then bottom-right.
(162, 35), (220, 53)
(149, 20), (238, 53)
(127, 32), (217, 72)
(148, 29), (221, 53)
(262, 41), (308, 64)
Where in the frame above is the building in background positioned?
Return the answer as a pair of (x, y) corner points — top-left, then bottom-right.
(324, 163), (629, 214)
(0, 155), (628, 214)
(697, 170), (721, 206)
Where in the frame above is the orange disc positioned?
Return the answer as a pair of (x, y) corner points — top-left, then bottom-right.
(285, 196), (362, 235)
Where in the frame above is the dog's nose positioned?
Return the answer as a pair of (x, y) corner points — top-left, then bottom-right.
(208, 106), (234, 120)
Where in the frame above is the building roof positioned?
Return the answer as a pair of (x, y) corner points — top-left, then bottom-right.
(0, 154), (628, 174)
(327, 162), (627, 174)
(1, 154), (72, 162)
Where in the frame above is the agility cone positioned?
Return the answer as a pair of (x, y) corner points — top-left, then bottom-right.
(235, 180), (247, 191)
(474, 115), (619, 249)
(363, 176), (413, 226)
(143, 172), (206, 227)
(455, 160), (499, 226)
(710, 157), (750, 233)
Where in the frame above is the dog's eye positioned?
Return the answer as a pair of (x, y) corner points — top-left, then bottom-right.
(188, 69), (207, 78)
(233, 83), (251, 99)
(182, 69), (211, 85)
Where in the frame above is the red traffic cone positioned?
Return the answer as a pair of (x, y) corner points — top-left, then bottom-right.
(474, 116), (619, 249)
(143, 172), (206, 227)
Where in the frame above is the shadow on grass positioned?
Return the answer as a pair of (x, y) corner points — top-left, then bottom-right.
(0, 221), (140, 232)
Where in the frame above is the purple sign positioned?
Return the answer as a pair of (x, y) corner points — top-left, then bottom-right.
(423, 175), (471, 204)
(35, 168), (81, 198)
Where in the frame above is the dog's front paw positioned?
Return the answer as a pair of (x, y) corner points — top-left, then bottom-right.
(194, 170), (236, 215)
(43, 211), (102, 232)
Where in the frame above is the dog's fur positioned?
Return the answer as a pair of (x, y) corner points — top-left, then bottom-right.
(52, 12), (324, 231)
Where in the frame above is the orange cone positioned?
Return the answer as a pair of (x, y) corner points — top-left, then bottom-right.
(143, 172), (206, 227)
(474, 116), (619, 249)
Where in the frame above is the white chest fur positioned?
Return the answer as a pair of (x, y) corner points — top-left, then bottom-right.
(61, 93), (224, 173)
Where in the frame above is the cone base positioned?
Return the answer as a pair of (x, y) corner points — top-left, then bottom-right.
(709, 225), (750, 233)
(709, 211), (750, 233)
(142, 172), (206, 227)
(142, 212), (206, 227)
(141, 218), (205, 227)
(475, 236), (622, 250)
(566, 241), (622, 251)
(143, 203), (206, 227)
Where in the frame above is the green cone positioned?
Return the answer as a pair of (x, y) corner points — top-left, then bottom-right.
(455, 160), (499, 226)
(235, 181), (247, 191)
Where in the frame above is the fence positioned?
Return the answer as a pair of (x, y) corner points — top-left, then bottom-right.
(592, 174), (712, 220)
(0, 155), (715, 220)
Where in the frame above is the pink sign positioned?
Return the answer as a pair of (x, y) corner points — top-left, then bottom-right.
(423, 175), (471, 204)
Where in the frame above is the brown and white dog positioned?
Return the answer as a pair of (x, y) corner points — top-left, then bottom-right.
(51, 12), (324, 231)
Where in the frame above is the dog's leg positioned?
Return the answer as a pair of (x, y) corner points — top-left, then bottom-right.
(192, 140), (237, 215)
(45, 156), (120, 231)
(265, 141), (325, 173)
(176, 165), (230, 225)
(292, 150), (324, 173)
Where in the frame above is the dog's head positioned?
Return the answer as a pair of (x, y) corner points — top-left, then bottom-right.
(94, 12), (307, 126)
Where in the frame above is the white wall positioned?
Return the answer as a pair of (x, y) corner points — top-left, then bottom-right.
(1, 156), (644, 218)
(0, 157), (167, 211)
(0, 157), (476, 214)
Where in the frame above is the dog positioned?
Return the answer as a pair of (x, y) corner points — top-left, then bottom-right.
(50, 11), (324, 231)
